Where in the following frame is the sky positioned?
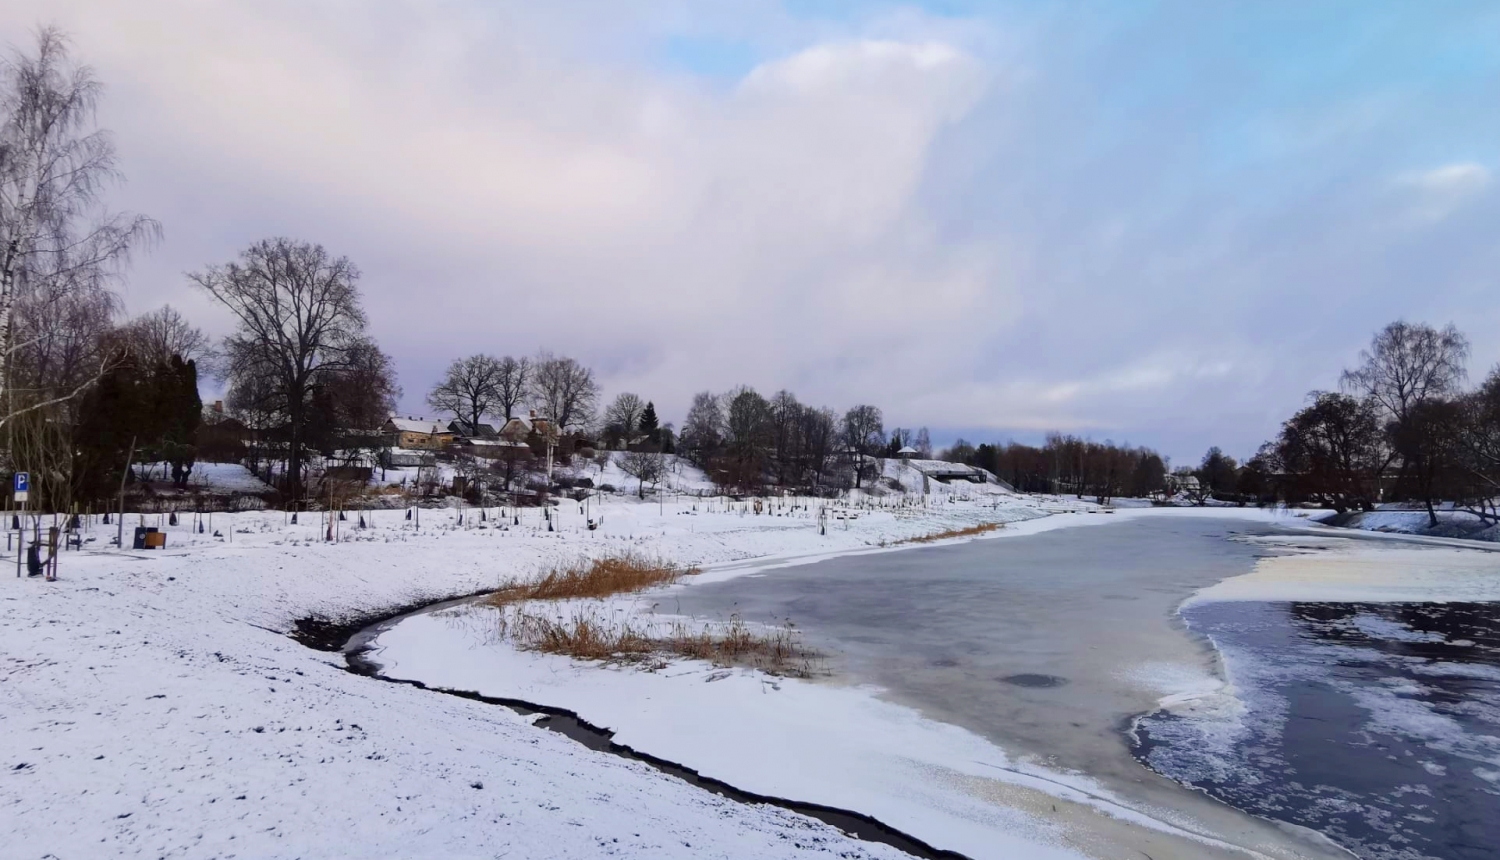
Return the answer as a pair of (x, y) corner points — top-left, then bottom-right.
(4, 0), (1498, 464)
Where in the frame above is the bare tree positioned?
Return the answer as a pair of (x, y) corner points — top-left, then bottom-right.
(799, 405), (838, 490)
(428, 354), (503, 434)
(1341, 321), (1470, 424)
(602, 391), (645, 448)
(619, 449), (665, 499)
(679, 390), (724, 467)
(191, 238), (369, 502)
(530, 352), (598, 431)
(119, 304), (211, 367)
(723, 386), (773, 492)
(841, 404), (884, 488)
(1452, 368), (1500, 525)
(0, 28), (157, 439)
(915, 427), (932, 459)
(12, 267), (116, 420)
(320, 339), (399, 435)
(1268, 392), (1386, 513)
(494, 355), (530, 420)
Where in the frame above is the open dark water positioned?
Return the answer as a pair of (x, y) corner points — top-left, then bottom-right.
(1134, 601), (1500, 860)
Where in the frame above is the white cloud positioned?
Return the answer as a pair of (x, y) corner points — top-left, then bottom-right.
(2, 2), (1005, 430)
(1396, 162), (1491, 223)
(5, 2), (1495, 462)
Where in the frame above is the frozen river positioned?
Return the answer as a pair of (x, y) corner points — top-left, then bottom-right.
(670, 516), (1499, 860)
(671, 516), (1275, 786)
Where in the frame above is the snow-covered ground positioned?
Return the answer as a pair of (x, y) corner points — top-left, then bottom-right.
(189, 460), (274, 494)
(1, 491), (1072, 859)
(1324, 506), (1500, 542)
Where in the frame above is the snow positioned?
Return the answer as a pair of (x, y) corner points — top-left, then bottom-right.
(0, 491), (1066, 860)
(376, 613), (1088, 860)
(386, 416), (446, 434)
(1333, 507), (1500, 542)
(371, 594), (1288, 860)
(10, 491), (1463, 859)
(188, 460), (274, 494)
(1189, 534), (1500, 605)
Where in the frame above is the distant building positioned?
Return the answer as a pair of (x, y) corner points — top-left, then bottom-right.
(383, 416), (454, 450)
(461, 438), (531, 460)
(447, 419), (498, 440)
(1166, 473), (1202, 495)
(498, 411), (559, 447)
(382, 449), (436, 469)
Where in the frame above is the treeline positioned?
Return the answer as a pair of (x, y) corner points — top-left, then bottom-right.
(673, 389), (899, 494)
(1249, 321), (1499, 525)
(932, 436), (1167, 502)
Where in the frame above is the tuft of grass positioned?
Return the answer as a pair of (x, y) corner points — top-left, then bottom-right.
(892, 521), (1003, 546)
(502, 608), (820, 677)
(486, 553), (696, 606)
(484, 552), (818, 676)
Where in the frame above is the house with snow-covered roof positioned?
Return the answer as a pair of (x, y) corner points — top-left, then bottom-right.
(383, 416), (454, 450)
(499, 411), (559, 445)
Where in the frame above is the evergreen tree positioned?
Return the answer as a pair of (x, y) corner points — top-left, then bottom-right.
(639, 401), (660, 445)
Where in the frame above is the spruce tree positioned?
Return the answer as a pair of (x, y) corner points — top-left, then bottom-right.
(639, 401), (660, 446)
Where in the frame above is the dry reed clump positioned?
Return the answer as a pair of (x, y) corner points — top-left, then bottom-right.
(891, 521), (1003, 546)
(500, 608), (820, 678)
(486, 553), (696, 606)
(484, 552), (819, 676)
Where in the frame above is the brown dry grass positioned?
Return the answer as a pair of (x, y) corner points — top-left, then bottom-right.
(481, 553), (817, 676)
(501, 608), (820, 677)
(889, 521), (1003, 546)
(486, 553), (696, 606)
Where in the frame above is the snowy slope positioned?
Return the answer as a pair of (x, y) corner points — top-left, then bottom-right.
(1332, 507), (1500, 542)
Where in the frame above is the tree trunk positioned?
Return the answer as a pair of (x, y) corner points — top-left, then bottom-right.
(0, 249), (16, 434)
(287, 393), (304, 506)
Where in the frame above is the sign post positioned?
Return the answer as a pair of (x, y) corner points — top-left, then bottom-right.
(14, 473), (29, 579)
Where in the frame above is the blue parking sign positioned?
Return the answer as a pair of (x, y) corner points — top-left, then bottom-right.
(14, 473), (28, 493)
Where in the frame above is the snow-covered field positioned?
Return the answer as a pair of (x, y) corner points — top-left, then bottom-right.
(1, 491), (1070, 860)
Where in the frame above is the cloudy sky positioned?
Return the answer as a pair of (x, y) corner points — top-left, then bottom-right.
(5, 1), (1498, 463)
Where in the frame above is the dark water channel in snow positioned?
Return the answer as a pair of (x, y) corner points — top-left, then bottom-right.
(1136, 601), (1500, 860)
(669, 516), (1500, 860)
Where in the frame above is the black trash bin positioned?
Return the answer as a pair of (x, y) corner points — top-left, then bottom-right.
(26, 543), (43, 577)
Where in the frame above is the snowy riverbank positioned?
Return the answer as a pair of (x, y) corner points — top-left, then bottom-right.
(2, 492), (1072, 860)
(366, 507), (1366, 860)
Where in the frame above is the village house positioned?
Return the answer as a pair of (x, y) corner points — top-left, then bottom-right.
(383, 416), (454, 450)
(447, 419), (498, 441)
(498, 411), (559, 447)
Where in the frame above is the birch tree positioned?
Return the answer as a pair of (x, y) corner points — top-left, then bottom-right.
(0, 27), (156, 441)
